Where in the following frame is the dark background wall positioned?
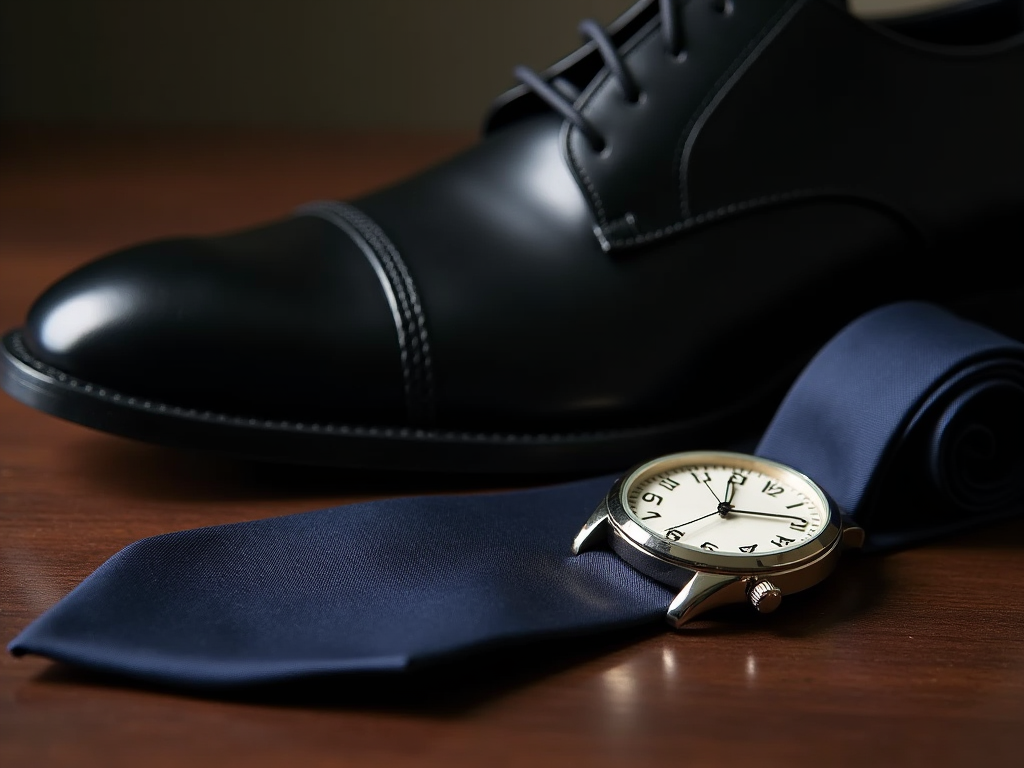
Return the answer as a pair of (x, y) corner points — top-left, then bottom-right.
(0, 0), (946, 132)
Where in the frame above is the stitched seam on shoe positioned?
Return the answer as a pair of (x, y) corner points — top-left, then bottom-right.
(566, 124), (607, 226)
(676, 0), (804, 222)
(6, 331), (749, 445)
(295, 200), (435, 426)
(599, 186), (928, 249)
(332, 203), (436, 425)
(607, 190), (809, 247)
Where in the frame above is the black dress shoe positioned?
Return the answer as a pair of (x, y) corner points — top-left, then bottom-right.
(3, 0), (1023, 475)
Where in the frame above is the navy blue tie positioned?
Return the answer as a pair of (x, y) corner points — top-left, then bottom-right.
(8, 301), (1024, 688)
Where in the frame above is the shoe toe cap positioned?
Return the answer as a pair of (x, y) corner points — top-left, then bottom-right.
(22, 214), (409, 425)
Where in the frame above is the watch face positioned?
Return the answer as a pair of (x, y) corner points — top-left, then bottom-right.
(611, 451), (840, 571)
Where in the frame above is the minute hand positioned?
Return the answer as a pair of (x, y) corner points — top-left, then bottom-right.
(727, 508), (808, 524)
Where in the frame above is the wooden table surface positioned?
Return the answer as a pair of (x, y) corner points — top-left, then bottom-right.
(1, 126), (1022, 768)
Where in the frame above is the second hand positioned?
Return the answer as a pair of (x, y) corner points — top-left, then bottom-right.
(665, 509), (721, 532)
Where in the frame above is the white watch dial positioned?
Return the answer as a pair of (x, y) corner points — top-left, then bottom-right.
(623, 457), (827, 556)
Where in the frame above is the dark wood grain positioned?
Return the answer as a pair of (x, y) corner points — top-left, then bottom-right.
(1, 125), (1022, 768)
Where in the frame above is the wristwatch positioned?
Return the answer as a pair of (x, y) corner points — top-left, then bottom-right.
(573, 450), (865, 627)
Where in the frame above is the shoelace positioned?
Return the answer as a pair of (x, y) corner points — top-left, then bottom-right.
(514, 0), (734, 152)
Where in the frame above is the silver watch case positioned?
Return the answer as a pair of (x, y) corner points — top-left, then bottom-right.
(572, 451), (865, 627)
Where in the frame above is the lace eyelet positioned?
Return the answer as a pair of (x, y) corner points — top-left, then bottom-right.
(517, 1), (685, 151)
(666, 45), (687, 62)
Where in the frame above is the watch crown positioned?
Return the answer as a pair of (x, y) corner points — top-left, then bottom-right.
(748, 580), (782, 614)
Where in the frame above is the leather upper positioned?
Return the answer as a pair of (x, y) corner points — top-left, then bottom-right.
(492, 0), (1024, 251)
(18, 0), (1024, 436)
(569, 0), (810, 249)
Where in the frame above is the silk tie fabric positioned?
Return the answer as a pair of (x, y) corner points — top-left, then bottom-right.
(755, 300), (1024, 551)
(8, 301), (1024, 688)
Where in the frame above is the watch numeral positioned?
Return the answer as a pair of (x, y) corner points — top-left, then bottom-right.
(762, 481), (785, 497)
(729, 472), (748, 486)
(666, 530), (682, 542)
(771, 535), (795, 547)
(641, 492), (663, 505)
(739, 544), (757, 553)
(700, 542), (718, 551)
(659, 477), (680, 491)
(639, 510), (662, 521)
(789, 519), (809, 531)
(691, 471), (712, 484)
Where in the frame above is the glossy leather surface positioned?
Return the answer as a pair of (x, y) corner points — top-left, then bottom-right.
(24, 216), (408, 424)
(6, 0), (1024, 469)
(354, 112), (922, 430)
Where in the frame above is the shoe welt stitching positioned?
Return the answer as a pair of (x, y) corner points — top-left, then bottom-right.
(4, 330), (749, 445)
(294, 200), (435, 427)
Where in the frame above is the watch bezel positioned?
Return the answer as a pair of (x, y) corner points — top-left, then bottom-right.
(606, 450), (844, 575)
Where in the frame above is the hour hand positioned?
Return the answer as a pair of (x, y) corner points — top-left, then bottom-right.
(723, 477), (736, 506)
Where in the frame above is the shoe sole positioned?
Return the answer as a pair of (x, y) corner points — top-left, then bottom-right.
(1, 328), (782, 475)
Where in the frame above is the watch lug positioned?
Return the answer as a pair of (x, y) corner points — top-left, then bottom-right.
(665, 571), (744, 628)
(571, 506), (610, 554)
